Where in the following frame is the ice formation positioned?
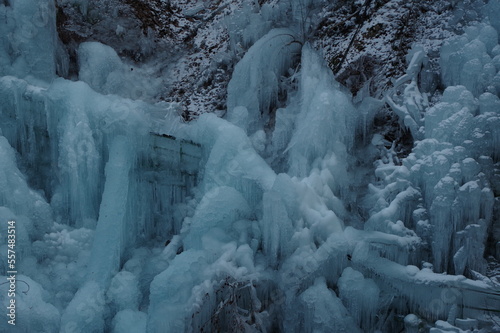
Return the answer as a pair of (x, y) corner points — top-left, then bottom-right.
(0, 0), (499, 332)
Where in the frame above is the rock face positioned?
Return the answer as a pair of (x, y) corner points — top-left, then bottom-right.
(314, 0), (454, 96)
(55, 0), (235, 118)
(55, 0), (455, 118)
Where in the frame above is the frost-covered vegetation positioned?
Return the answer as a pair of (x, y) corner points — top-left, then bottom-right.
(0, 0), (500, 332)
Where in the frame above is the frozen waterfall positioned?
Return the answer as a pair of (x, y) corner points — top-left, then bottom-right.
(0, 0), (499, 332)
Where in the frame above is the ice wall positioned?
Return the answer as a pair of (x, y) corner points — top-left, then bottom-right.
(0, 76), (151, 228)
(0, 1), (198, 331)
(0, 0), (57, 81)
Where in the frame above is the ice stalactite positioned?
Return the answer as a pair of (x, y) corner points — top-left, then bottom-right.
(226, 28), (302, 134)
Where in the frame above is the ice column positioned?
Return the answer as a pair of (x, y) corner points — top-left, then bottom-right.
(86, 136), (133, 288)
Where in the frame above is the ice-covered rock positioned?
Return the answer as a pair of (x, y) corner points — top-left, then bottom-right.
(107, 270), (141, 312)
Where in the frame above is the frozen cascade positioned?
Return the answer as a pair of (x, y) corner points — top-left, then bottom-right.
(287, 44), (355, 179)
(226, 28), (302, 134)
(0, 0), (500, 332)
(0, 0), (58, 81)
(0, 76), (150, 227)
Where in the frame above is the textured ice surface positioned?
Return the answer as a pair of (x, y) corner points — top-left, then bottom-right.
(0, 0), (57, 81)
(0, 275), (60, 333)
(338, 267), (379, 327)
(0, 0), (500, 332)
(112, 309), (147, 333)
(78, 42), (161, 100)
(297, 277), (361, 333)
